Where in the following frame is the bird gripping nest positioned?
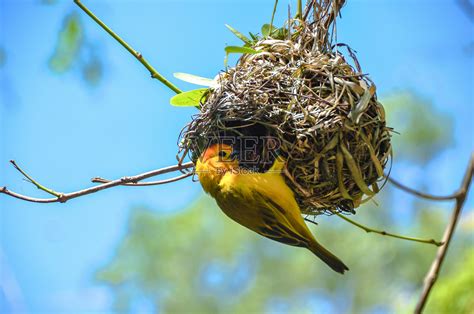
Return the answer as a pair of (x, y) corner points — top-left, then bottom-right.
(179, 0), (392, 216)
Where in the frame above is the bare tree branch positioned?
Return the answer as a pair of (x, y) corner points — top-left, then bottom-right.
(10, 160), (62, 197)
(415, 153), (474, 313)
(288, 165), (444, 246)
(91, 172), (193, 186)
(0, 161), (194, 203)
(386, 176), (460, 201)
(334, 212), (444, 246)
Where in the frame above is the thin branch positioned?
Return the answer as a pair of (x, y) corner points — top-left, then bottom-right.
(91, 172), (192, 186)
(304, 217), (318, 225)
(289, 162), (442, 246)
(9, 160), (61, 197)
(74, 0), (182, 94)
(178, 148), (189, 166)
(386, 176), (459, 201)
(0, 161), (194, 203)
(0, 187), (58, 203)
(303, 0), (316, 21)
(334, 212), (444, 246)
(269, 0), (279, 36)
(415, 153), (474, 313)
(177, 148), (191, 174)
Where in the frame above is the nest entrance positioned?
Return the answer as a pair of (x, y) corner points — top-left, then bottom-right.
(180, 1), (392, 216)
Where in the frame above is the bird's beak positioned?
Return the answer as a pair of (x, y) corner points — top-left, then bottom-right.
(201, 153), (211, 164)
(200, 148), (213, 164)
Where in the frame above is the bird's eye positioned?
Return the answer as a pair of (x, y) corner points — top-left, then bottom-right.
(218, 151), (228, 158)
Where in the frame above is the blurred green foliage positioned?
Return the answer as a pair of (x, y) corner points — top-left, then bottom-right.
(0, 47), (6, 68)
(428, 248), (474, 313)
(96, 92), (472, 313)
(48, 11), (103, 86)
(42, 0), (57, 4)
(81, 52), (103, 85)
(384, 92), (453, 163)
(457, 0), (474, 23)
(458, 0), (474, 56)
(96, 198), (472, 313)
(49, 12), (83, 74)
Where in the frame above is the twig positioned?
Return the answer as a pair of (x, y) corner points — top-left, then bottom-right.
(269, 0), (279, 36)
(386, 176), (459, 201)
(414, 154), (474, 313)
(9, 160), (62, 197)
(287, 162), (443, 246)
(91, 172), (192, 186)
(296, 0), (303, 19)
(303, 0), (316, 21)
(0, 161), (194, 203)
(334, 212), (444, 246)
(178, 147), (189, 166)
(74, 0), (182, 94)
(304, 217), (318, 225)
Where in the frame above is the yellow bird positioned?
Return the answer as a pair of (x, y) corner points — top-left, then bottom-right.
(195, 143), (349, 274)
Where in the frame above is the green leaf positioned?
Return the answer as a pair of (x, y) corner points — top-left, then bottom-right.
(296, 0), (302, 19)
(225, 24), (251, 44)
(170, 88), (208, 107)
(224, 46), (258, 66)
(277, 27), (288, 39)
(262, 24), (288, 39)
(173, 72), (215, 87)
(224, 46), (258, 55)
(249, 32), (258, 41)
(261, 24), (272, 37)
(49, 12), (83, 73)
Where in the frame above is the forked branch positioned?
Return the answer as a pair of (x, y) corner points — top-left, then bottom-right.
(0, 161), (194, 203)
(91, 172), (193, 186)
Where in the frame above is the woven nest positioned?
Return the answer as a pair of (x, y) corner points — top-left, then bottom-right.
(179, 0), (392, 216)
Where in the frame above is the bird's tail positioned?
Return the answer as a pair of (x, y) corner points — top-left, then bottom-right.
(308, 240), (349, 274)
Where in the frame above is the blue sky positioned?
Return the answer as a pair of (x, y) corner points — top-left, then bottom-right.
(1, 0), (473, 312)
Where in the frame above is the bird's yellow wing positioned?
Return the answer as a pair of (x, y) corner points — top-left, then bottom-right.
(215, 186), (309, 245)
(249, 191), (313, 247)
(217, 162), (323, 249)
(216, 161), (349, 274)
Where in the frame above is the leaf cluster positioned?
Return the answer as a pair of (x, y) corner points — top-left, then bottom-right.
(169, 20), (292, 108)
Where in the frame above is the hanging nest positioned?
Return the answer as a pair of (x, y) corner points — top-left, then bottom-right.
(179, 0), (392, 216)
